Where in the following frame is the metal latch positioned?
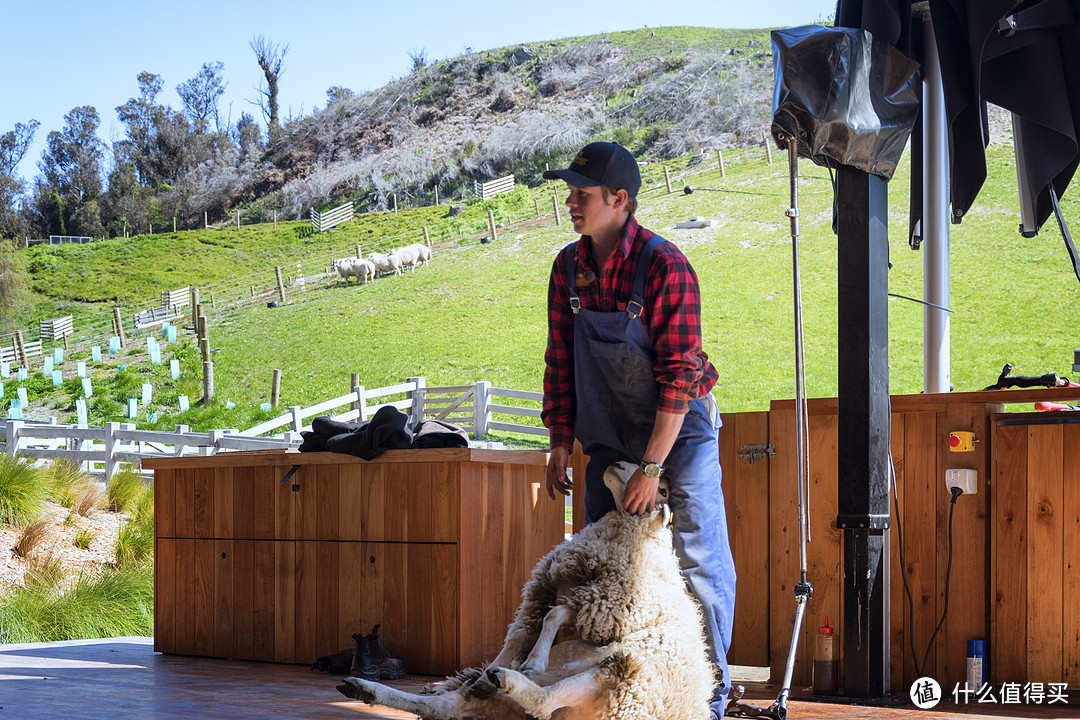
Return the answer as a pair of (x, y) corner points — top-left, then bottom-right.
(738, 443), (775, 464)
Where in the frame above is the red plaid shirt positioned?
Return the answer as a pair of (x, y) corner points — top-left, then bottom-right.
(542, 216), (718, 451)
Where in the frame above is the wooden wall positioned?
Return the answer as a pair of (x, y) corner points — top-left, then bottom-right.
(710, 390), (1080, 693)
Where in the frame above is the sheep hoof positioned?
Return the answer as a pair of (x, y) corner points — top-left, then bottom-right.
(337, 677), (378, 704)
(467, 671), (499, 699)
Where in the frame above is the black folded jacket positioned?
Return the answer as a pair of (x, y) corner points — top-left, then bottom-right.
(318, 405), (414, 460)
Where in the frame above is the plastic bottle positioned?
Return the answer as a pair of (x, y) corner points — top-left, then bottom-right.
(967, 639), (986, 690)
(813, 617), (838, 695)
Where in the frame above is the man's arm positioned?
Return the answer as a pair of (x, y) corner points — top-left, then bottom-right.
(622, 408), (685, 515)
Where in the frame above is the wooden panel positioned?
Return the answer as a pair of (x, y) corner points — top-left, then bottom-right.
(274, 542), (296, 663)
(317, 464), (340, 542)
(232, 540), (255, 660)
(294, 541), (318, 664)
(337, 541), (366, 640)
(366, 542), (409, 667)
(275, 465), (296, 540)
(212, 467), (234, 539)
(802, 412), (839, 689)
(337, 464), (365, 541)
(992, 422), (1028, 682)
(174, 538), (195, 656)
(193, 540), (215, 656)
(295, 465), (319, 540)
(154, 537), (176, 653)
(887, 412), (905, 692)
(1064, 422), (1080, 687)
(902, 411), (938, 685)
(360, 464), (390, 541)
(155, 469), (176, 539)
(252, 541), (276, 660)
(405, 460), (457, 543)
(1026, 423), (1063, 681)
(175, 468), (195, 540)
(233, 466), (255, 541)
(727, 411), (770, 668)
(458, 462), (506, 666)
(768, 400), (799, 682)
(406, 543), (459, 674)
(213, 539), (234, 659)
(937, 403), (991, 690)
(193, 468), (213, 539)
(252, 466), (276, 540)
(316, 541), (341, 657)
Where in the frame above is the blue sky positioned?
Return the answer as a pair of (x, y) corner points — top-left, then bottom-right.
(0, 0), (836, 183)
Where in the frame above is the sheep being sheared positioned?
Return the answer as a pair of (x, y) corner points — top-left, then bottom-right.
(337, 461), (715, 720)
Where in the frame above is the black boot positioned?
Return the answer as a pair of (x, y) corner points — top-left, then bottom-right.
(350, 633), (380, 680)
(366, 624), (406, 680)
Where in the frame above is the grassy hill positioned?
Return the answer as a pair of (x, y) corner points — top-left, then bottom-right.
(6, 138), (1078, 432)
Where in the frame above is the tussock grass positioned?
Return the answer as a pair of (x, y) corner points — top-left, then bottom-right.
(114, 513), (154, 568)
(106, 466), (149, 514)
(12, 518), (51, 559)
(0, 455), (47, 526)
(0, 563), (153, 643)
(44, 459), (97, 510)
(73, 526), (96, 550)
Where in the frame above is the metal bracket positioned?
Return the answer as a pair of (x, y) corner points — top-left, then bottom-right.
(738, 443), (775, 464)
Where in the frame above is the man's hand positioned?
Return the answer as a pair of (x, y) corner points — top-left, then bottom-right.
(546, 446), (572, 499)
(622, 468), (660, 515)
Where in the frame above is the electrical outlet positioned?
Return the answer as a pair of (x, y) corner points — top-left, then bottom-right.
(945, 468), (977, 495)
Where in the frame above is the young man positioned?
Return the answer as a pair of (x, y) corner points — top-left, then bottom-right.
(541, 141), (737, 720)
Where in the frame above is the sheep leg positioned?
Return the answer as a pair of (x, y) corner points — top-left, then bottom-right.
(338, 677), (462, 720)
(519, 604), (573, 675)
(487, 666), (603, 720)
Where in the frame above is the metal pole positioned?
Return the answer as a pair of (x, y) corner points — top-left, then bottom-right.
(922, 7), (951, 394)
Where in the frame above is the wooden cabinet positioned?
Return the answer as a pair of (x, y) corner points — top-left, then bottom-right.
(147, 448), (563, 675)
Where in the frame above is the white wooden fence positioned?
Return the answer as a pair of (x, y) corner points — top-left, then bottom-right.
(39, 315), (74, 342)
(133, 305), (183, 329)
(473, 175), (515, 200)
(160, 286), (190, 309)
(310, 200), (355, 233)
(0, 338), (43, 365)
(1, 378), (547, 480)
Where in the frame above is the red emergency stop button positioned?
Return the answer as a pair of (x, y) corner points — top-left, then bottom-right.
(948, 431), (974, 452)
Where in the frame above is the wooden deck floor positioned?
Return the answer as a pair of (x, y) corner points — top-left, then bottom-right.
(0, 637), (1076, 719)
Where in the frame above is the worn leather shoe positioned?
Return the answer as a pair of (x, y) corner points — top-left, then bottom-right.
(366, 624), (406, 680)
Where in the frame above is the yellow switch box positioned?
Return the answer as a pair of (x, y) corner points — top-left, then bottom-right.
(948, 431), (975, 452)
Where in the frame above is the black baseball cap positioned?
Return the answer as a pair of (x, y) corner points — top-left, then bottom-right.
(543, 142), (641, 198)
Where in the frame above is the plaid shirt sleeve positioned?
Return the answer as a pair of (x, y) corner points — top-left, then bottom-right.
(542, 246), (577, 451)
(643, 245), (718, 414)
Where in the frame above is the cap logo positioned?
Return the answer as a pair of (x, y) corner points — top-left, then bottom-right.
(572, 152), (588, 166)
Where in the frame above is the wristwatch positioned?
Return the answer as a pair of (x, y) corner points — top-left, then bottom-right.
(638, 460), (664, 479)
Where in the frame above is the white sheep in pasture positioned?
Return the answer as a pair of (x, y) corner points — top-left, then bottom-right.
(391, 242), (431, 271)
(367, 251), (402, 277)
(334, 257), (375, 285)
(338, 461), (716, 720)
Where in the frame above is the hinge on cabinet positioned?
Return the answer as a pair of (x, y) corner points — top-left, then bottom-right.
(738, 443), (775, 464)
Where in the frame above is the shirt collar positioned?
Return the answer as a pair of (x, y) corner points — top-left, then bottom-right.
(577, 215), (640, 267)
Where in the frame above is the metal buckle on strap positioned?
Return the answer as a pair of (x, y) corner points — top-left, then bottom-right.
(569, 297), (581, 314)
(626, 299), (643, 319)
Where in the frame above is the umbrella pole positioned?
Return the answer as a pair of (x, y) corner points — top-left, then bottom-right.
(727, 136), (813, 720)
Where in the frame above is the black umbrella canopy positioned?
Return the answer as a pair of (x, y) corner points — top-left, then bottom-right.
(835, 0), (1080, 281)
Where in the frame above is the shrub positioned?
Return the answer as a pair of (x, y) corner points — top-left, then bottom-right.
(0, 455), (47, 525)
(43, 459), (97, 511)
(114, 513), (154, 568)
(12, 518), (51, 558)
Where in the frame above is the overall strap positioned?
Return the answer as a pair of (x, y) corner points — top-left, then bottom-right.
(627, 234), (667, 319)
(562, 243), (581, 313)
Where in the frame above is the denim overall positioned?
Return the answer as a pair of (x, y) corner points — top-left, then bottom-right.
(565, 235), (736, 716)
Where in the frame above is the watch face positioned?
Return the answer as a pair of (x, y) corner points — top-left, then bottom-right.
(641, 462), (662, 478)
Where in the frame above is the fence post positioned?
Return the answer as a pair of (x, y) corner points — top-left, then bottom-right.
(6, 420), (22, 457)
(204, 211), (208, 229)
(191, 288), (200, 327)
(203, 360), (214, 401)
(273, 210), (277, 230)
(173, 216), (177, 233)
(473, 380), (491, 438)
(393, 194), (398, 214)
(208, 429), (225, 455)
(487, 210), (497, 241)
(14, 331), (28, 368)
(351, 380), (367, 421)
(275, 266), (286, 303)
(289, 405), (303, 432)
(534, 197), (540, 218)
(552, 195), (561, 226)
(423, 227), (430, 247)
(271, 369), (282, 407)
(236, 209), (240, 229)
(764, 133), (773, 165)
(434, 186), (440, 206)
(718, 149), (726, 177)
(104, 421), (118, 481)
(174, 424), (189, 456)
(112, 308), (126, 347)
(664, 166), (672, 193)
(407, 376), (426, 426)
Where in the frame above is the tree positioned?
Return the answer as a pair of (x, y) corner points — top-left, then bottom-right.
(0, 119), (39, 239)
(178, 61), (227, 134)
(326, 86), (354, 105)
(32, 106), (105, 238)
(250, 35), (289, 144)
(115, 72), (167, 185)
(408, 47), (429, 74)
